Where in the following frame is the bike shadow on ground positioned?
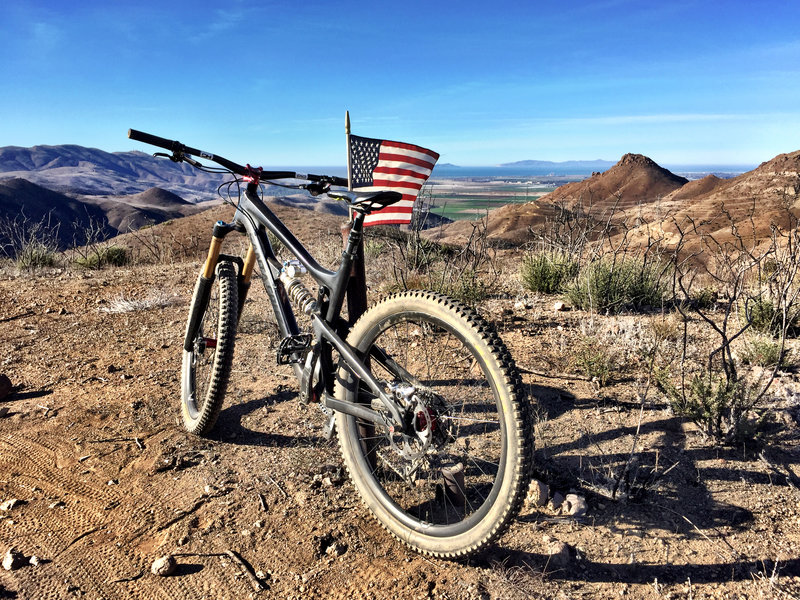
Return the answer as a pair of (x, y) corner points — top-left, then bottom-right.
(211, 387), (325, 448)
(474, 546), (800, 584)
(503, 379), (800, 586)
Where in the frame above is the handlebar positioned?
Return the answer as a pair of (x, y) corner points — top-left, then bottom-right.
(127, 128), (349, 187)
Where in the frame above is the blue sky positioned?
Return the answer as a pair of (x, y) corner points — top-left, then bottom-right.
(2, 1), (798, 167)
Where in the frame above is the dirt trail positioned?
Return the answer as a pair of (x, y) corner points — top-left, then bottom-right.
(1, 261), (799, 599)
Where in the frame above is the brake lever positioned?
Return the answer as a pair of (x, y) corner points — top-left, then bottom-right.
(153, 151), (199, 167)
(305, 182), (330, 196)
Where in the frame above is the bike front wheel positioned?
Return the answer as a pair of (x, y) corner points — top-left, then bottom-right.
(335, 291), (533, 558)
(181, 260), (238, 435)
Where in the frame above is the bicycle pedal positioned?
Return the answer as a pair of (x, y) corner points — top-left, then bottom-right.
(321, 406), (336, 440)
(277, 334), (312, 365)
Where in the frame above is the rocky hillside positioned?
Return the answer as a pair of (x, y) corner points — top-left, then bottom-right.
(545, 153), (689, 212)
(0, 178), (204, 253)
(638, 149), (800, 247)
(429, 151), (800, 247)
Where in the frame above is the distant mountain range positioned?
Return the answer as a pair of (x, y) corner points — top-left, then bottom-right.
(499, 159), (615, 171)
(0, 144), (224, 253)
(0, 178), (204, 252)
(0, 144), (222, 199)
(0, 143), (449, 255)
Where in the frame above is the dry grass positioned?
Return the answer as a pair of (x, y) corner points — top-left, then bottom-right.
(99, 290), (179, 313)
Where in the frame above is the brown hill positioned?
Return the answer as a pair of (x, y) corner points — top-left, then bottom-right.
(428, 153), (688, 246)
(668, 174), (726, 201)
(111, 196), (349, 263)
(428, 151), (800, 250)
(632, 149), (800, 248)
(126, 187), (193, 208)
(427, 198), (561, 246)
(545, 153), (688, 212)
(0, 178), (112, 250)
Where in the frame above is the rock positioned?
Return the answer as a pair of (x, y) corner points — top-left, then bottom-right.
(775, 410), (797, 428)
(2, 548), (26, 571)
(29, 555), (41, 566)
(513, 300), (526, 311)
(151, 554), (177, 576)
(0, 375), (11, 401)
(563, 493), (588, 517)
(543, 535), (572, 569)
(548, 492), (565, 511)
(325, 541), (347, 556)
(0, 407), (7, 418)
(0, 499), (23, 511)
(526, 479), (549, 507)
(553, 301), (567, 312)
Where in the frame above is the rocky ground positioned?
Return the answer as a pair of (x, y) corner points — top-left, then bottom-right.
(1, 213), (800, 598)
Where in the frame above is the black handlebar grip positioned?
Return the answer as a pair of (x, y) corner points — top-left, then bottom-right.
(127, 129), (183, 153)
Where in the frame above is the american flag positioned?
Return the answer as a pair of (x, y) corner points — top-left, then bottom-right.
(348, 134), (439, 226)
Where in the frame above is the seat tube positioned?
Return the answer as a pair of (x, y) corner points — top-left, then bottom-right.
(340, 218), (368, 325)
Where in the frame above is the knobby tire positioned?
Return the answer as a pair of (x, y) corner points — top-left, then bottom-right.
(181, 260), (238, 435)
(335, 291), (534, 558)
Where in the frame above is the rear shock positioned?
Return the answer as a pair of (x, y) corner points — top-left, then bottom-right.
(279, 260), (318, 315)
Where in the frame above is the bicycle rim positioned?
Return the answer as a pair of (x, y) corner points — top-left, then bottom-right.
(336, 292), (529, 555)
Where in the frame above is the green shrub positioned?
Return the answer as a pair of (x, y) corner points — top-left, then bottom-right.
(655, 367), (769, 444)
(381, 225), (497, 306)
(75, 246), (128, 269)
(748, 297), (779, 335)
(520, 251), (579, 294)
(1, 213), (61, 269)
(16, 240), (59, 269)
(363, 238), (387, 259)
(573, 336), (614, 386)
(691, 287), (718, 309)
(739, 335), (790, 368)
(565, 256), (669, 313)
(386, 266), (490, 306)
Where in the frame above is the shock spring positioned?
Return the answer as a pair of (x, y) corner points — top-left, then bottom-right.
(279, 266), (317, 315)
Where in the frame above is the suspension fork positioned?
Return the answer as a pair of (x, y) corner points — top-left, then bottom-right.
(183, 221), (242, 353)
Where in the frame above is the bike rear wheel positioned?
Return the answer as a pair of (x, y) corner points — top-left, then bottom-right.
(335, 291), (533, 558)
(181, 260), (238, 435)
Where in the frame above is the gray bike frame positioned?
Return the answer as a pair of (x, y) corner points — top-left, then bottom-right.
(230, 185), (405, 429)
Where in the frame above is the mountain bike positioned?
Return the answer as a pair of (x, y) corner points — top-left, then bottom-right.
(127, 129), (534, 558)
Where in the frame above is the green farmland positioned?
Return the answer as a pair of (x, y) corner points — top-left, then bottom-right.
(423, 182), (554, 221)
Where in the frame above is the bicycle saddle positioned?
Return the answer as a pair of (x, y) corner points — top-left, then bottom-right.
(327, 190), (403, 212)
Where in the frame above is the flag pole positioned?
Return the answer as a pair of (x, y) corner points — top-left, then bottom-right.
(346, 110), (353, 192)
(342, 110), (367, 323)
(345, 110), (354, 223)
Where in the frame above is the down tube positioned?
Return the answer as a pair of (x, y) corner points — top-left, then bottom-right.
(247, 223), (304, 380)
